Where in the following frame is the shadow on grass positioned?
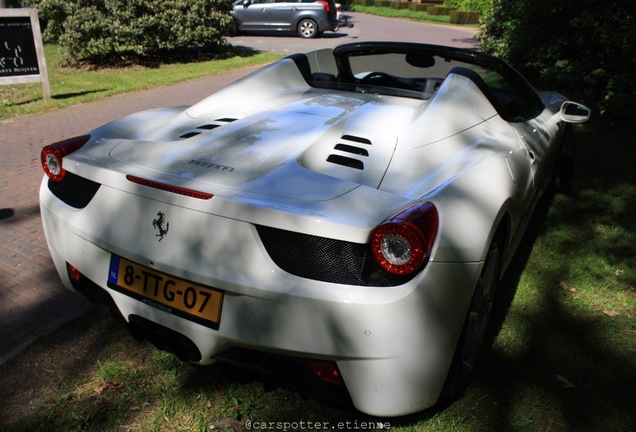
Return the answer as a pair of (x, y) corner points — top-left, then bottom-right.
(456, 122), (636, 431)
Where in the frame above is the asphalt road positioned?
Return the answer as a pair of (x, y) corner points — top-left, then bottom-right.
(228, 11), (478, 54)
(0, 13), (477, 364)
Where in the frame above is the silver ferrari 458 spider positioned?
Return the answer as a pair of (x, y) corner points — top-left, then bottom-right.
(40, 42), (590, 416)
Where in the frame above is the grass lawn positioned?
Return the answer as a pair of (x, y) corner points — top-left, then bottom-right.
(351, 6), (452, 24)
(0, 40), (634, 432)
(0, 44), (281, 121)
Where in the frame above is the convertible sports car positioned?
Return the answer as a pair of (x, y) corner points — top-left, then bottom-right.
(39, 42), (590, 416)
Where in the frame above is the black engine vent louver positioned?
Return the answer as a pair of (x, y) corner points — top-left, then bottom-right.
(326, 134), (372, 170)
(178, 118), (237, 139)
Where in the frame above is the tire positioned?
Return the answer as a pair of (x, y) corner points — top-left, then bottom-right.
(442, 233), (503, 399)
(298, 19), (319, 38)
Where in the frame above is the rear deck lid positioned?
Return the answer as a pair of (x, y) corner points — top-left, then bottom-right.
(107, 107), (390, 202)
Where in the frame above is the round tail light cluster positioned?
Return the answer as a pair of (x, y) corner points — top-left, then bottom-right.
(41, 135), (91, 182)
(371, 202), (438, 275)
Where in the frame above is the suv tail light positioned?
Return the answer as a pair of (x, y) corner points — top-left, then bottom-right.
(316, 0), (331, 11)
(371, 202), (438, 275)
(41, 135), (91, 182)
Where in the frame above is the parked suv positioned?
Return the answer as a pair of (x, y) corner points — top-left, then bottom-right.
(231, 0), (344, 38)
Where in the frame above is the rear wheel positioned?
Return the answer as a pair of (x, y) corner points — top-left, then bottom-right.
(442, 233), (503, 399)
(298, 19), (319, 38)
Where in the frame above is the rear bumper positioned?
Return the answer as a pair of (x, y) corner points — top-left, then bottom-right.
(40, 176), (481, 416)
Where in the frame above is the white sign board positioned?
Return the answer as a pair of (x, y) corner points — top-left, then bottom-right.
(0, 8), (51, 100)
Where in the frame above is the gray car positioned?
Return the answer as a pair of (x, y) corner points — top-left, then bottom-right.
(231, 0), (344, 38)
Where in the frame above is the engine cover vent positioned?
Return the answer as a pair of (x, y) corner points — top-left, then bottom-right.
(178, 118), (237, 139)
(326, 134), (372, 170)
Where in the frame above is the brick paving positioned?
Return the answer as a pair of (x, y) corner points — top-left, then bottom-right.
(0, 67), (256, 364)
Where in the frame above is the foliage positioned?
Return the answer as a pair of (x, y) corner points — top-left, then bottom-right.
(3, 0), (25, 7)
(444, 0), (492, 14)
(30, 0), (236, 63)
(479, 0), (636, 121)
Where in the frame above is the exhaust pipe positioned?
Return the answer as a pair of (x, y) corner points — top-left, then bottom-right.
(169, 339), (201, 363)
(127, 318), (146, 342)
(126, 315), (202, 362)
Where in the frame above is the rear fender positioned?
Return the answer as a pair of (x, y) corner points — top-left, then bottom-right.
(430, 154), (516, 265)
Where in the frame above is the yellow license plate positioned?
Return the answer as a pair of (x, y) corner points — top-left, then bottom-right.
(108, 255), (223, 329)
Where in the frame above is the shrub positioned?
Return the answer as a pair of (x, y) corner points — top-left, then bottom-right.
(444, 0), (492, 14)
(479, 0), (635, 121)
(34, 0), (235, 62)
(426, 6), (456, 16)
(390, 1), (410, 10)
(450, 10), (480, 24)
(373, 0), (391, 7)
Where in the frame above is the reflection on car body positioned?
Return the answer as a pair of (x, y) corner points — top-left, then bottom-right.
(40, 42), (590, 417)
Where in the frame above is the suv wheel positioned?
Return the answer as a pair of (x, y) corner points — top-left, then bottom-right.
(298, 19), (319, 38)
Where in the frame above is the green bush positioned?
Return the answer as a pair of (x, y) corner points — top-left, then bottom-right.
(479, 0), (635, 121)
(426, 6), (456, 15)
(34, 0), (235, 62)
(373, 0), (391, 7)
(450, 10), (480, 24)
(390, 1), (410, 10)
(444, 0), (492, 14)
(407, 3), (429, 12)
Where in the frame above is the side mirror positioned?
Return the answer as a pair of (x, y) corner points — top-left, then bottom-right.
(560, 101), (591, 123)
(243, 0), (251, 7)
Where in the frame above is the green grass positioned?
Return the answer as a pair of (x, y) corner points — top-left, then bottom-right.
(352, 5), (452, 24)
(0, 44), (281, 121)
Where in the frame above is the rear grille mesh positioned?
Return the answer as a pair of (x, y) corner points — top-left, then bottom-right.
(256, 225), (415, 287)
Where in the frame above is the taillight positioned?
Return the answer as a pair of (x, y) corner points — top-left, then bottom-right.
(317, 0), (331, 11)
(41, 135), (91, 182)
(126, 175), (214, 200)
(67, 263), (82, 282)
(307, 360), (341, 385)
(371, 202), (438, 275)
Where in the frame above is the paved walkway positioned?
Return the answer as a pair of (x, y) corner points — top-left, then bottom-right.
(0, 67), (257, 364)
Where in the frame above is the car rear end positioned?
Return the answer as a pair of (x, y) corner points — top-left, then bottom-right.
(37, 56), (482, 416)
(307, 0), (340, 33)
(39, 128), (478, 417)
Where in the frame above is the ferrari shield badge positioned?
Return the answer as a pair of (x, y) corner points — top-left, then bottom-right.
(152, 211), (169, 241)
